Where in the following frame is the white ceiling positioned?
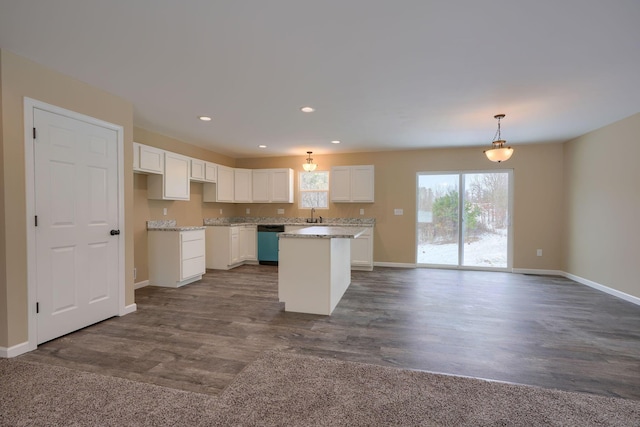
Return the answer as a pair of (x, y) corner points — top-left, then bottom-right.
(1, 1), (639, 158)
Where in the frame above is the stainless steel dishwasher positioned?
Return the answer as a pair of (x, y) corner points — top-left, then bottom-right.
(257, 224), (285, 265)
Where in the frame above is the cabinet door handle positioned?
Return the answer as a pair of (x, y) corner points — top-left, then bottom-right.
(110, 229), (120, 236)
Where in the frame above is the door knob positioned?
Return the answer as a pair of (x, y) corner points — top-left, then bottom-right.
(110, 229), (120, 236)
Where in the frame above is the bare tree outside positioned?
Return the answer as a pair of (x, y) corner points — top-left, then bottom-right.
(299, 171), (329, 209)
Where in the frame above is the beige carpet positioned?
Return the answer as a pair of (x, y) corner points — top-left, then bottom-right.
(2, 351), (639, 426)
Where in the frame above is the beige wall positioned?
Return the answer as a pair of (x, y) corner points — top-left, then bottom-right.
(562, 113), (640, 299)
(0, 49), (134, 348)
(237, 144), (565, 268)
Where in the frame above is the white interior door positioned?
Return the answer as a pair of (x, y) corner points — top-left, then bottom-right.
(34, 108), (120, 344)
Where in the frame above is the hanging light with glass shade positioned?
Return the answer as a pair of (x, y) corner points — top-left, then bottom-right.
(484, 114), (514, 162)
(302, 151), (317, 171)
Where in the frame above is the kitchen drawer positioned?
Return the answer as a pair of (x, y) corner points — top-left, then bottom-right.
(181, 230), (204, 242)
(181, 256), (205, 280)
(182, 238), (205, 260)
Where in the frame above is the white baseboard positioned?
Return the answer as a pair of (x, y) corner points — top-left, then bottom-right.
(0, 341), (31, 358)
(134, 280), (149, 289)
(373, 262), (416, 269)
(512, 268), (565, 276)
(119, 303), (137, 316)
(564, 272), (640, 306)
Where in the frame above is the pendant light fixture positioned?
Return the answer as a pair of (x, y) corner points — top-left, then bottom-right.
(484, 114), (514, 163)
(302, 151), (317, 172)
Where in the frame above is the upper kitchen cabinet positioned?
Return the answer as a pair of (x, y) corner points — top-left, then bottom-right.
(133, 142), (163, 174)
(204, 162), (217, 182)
(147, 151), (191, 200)
(203, 164), (234, 203)
(252, 168), (294, 203)
(190, 158), (217, 183)
(330, 165), (375, 202)
(234, 168), (253, 203)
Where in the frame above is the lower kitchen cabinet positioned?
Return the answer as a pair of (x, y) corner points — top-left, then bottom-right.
(148, 229), (206, 287)
(206, 225), (257, 270)
(350, 227), (374, 271)
(240, 225), (257, 261)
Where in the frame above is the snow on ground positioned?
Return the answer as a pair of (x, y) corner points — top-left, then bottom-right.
(417, 229), (507, 267)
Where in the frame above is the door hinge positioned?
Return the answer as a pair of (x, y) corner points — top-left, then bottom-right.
(35, 215), (38, 227)
(33, 127), (36, 139)
(36, 302), (39, 314)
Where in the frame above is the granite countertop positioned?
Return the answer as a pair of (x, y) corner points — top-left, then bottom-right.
(203, 217), (375, 227)
(146, 220), (206, 231)
(278, 226), (367, 239)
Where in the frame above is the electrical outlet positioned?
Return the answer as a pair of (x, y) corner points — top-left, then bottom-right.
(219, 209), (223, 214)
(360, 208), (365, 215)
(163, 208), (167, 216)
(394, 208), (404, 215)
(537, 249), (543, 257)
(246, 208), (250, 214)
(277, 208), (285, 214)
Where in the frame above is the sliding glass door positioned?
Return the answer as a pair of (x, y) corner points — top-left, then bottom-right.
(417, 171), (512, 270)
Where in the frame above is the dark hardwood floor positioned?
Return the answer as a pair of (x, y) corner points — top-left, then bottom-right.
(19, 265), (640, 400)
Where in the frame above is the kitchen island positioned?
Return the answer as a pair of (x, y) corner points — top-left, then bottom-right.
(278, 226), (366, 315)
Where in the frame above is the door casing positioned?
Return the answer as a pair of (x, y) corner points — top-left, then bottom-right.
(24, 97), (127, 353)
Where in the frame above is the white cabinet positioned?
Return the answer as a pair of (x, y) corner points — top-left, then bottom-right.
(271, 168), (294, 202)
(330, 167), (352, 202)
(206, 225), (257, 270)
(330, 165), (375, 203)
(253, 168), (294, 203)
(234, 168), (253, 202)
(133, 142), (164, 174)
(190, 158), (205, 181)
(204, 162), (217, 183)
(218, 165), (235, 202)
(191, 159), (217, 183)
(133, 142), (140, 170)
(147, 151), (191, 200)
(204, 165), (234, 203)
(229, 226), (241, 265)
(251, 169), (270, 202)
(240, 225), (257, 261)
(350, 227), (374, 271)
(148, 229), (206, 287)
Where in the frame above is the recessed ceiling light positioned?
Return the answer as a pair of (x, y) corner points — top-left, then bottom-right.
(331, 140), (341, 144)
(198, 116), (212, 121)
(300, 106), (315, 113)
(258, 145), (267, 148)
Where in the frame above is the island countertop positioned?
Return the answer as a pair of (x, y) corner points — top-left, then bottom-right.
(278, 226), (366, 239)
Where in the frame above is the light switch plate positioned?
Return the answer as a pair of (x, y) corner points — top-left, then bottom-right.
(537, 249), (543, 256)
(277, 208), (285, 214)
(394, 208), (403, 215)
(163, 208), (167, 216)
(360, 208), (365, 215)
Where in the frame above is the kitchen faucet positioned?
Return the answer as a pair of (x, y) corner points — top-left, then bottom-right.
(307, 208), (318, 223)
